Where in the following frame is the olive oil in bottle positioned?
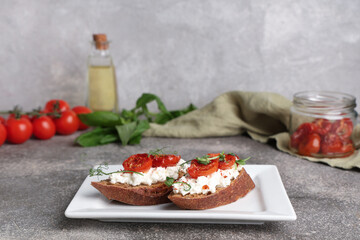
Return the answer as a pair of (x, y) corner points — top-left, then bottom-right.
(87, 34), (118, 112)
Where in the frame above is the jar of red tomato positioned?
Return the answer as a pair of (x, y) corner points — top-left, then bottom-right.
(289, 91), (357, 158)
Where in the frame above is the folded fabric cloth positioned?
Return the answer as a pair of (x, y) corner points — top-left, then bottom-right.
(143, 91), (360, 169)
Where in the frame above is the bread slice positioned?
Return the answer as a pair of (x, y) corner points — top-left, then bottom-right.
(91, 180), (172, 205)
(168, 168), (255, 210)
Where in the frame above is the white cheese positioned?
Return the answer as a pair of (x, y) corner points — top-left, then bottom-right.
(109, 159), (188, 186)
(173, 165), (243, 196)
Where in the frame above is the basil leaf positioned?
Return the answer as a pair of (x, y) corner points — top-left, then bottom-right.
(154, 112), (172, 124)
(120, 109), (137, 122)
(100, 134), (119, 144)
(155, 103), (196, 124)
(135, 93), (171, 117)
(116, 120), (150, 146)
(76, 127), (117, 147)
(78, 112), (121, 127)
(115, 122), (137, 146)
(131, 120), (150, 137)
(128, 135), (142, 145)
(169, 103), (197, 118)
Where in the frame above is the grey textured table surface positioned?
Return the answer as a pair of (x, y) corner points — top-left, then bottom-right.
(0, 134), (359, 240)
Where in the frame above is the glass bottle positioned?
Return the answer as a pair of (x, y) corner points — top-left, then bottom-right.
(87, 34), (118, 112)
(289, 91), (357, 158)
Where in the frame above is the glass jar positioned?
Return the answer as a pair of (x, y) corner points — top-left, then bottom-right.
(289, 91), (357, 158)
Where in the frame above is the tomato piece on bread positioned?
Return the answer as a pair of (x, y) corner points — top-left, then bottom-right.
(151, 154), (181, 168)
(218, 154), (237, 170)
(188, 158), (219, 178)
(123, 153), (152, 173)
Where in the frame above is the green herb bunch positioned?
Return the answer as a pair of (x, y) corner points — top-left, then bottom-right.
(76, 93), (196, 147)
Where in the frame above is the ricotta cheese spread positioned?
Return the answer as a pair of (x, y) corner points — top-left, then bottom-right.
(173, 164), (243, 196)
(109, 159), (187, 186)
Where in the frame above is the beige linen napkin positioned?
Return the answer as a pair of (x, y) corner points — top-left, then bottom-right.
(143, 91), (360, 169)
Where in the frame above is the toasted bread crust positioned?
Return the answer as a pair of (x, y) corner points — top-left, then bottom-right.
(91, 180), (172, 205)
(168, 168), (255, 209)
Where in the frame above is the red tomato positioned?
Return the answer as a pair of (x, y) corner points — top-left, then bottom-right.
(45, 99), (70, 113)
(312, 118), (332, 136)
(0, 116), (6, 124)
(298, 133), (321, 156)
(30, 110), (49, 122)
(0, 123), (6, 146)
(290, 123), (318, 149)
(32, 116), (56, 140)
(331, 118), (353, 140)
(72, 106), (92, 130)
(53, 110), (79, 135)
(339, 139), (355, 157)
(6, 117), (33, 144)
(151, 154), (181, 168)
(321, 134), (354, 156)
(188, 158), (219, 178)
(206, 153), (236, 170)
(123, 153), (152, 173)
(219, 154), (237, 170)
(8, 114), (31, 121)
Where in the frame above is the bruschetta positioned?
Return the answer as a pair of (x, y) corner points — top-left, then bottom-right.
(167, 153), (255, 209)
(91, 150), (186, 206)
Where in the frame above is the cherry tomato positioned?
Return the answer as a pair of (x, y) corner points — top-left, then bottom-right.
(188, 158), (219, 178)
(151, 154), (181, 168)
(6, 117), (33, 144)
(312, 118), (332, 136)
(219, 154), (237, 170)
(53, 110), (79, 135)
(8, 114), (31, 121)
(30, 110), (49, 122)
(290, 123), (318, 149)
(298, 133), (321, 156)
(0, 123), (6, 146)
(32, 116), (56, 140)
(123, 153), (152, 173)
(331, 118), (353, 140)
(72, 106), (92, 130)
(0, 116), (6, 124)
(45, 99), (70, 113)
(321, 134), (354, 156)
(206, 153), (236, 170)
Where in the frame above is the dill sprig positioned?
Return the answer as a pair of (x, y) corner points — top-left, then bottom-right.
(89, 163), (144, 177)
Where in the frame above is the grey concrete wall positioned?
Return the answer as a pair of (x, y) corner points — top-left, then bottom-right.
(0, 0), (359, 112)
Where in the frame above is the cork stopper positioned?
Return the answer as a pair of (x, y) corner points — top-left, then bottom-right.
(93, 34), (109, 50)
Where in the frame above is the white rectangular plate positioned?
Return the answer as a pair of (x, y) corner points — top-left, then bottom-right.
(65, 165), (296, 224)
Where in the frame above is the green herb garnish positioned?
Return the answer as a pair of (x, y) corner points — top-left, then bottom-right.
(164, 177), (175, 186)
(164, 177), (191, 191)
(148, 147), (178, 157)
(195, 155), (219, 165)
(235, 157), (251, 165)
(218, 151), (226, 161)
(76, 93), (196, 147)
(89, 163), (144, 177)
